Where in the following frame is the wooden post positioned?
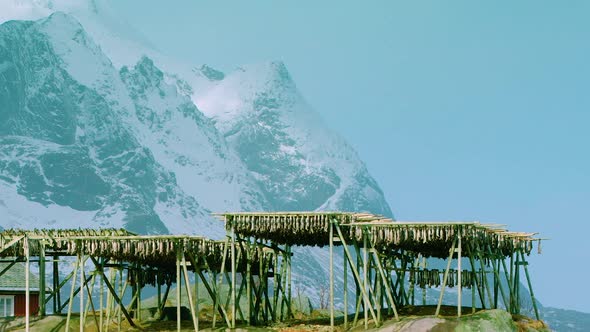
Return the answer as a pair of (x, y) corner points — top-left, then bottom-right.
(465, 242), (485, 310)
(137, 268), (142, 322)
(343, 245), (348, 329)
(157, 282), (171, 320)
(514, 251), (521, 315)
(353, 245), (361, 326)
(176, 245), (182, 332)
(105, 267), (114, 332)
(24, 236), (30, 332)
(409, 256), (416, 306)
(196, 268), (230, 327)
(247, 247), (252, 325)
(80, 253), (85, 332)
(422, 257), (427, 306)
(509, 252), (515, 313)
(399, 253), (405, 307)
(370, 250), (399, 320)
(182, 254), (199, 332)
(472, 276), (476, 314)
(373, 254), (381, 324)
(39, 242), (46, 317)
(83, 272), (100, 330)
(195, 264), (200, 330)
(53, 254), (60, 314)
(519, 249), (540, 320)
(457, 232), (462, 317)
(65, 255), (80, 332)
(474, 241), (494, 309)
(118, 266), (123, 332)
(333, 223), (378, 325)
(287, 245), (292, 318)
(329, 218), (335, 329)
(465, 240), (492, 310)
(279, 251), (288, 321)
(99, 260), (104, 331)
(231, 222), (237, 329)
(262, 253), (271, 323)
(213, 240), (229, 328)
(435, 237), (457, 316)
(390, 256), (410, 306)
(484, 244), (509, 310)
(362, 225), (398, 319)
(88, 257), (136, 328)
(157, 271), (162, 317)
(494, 258), (499, 309)
(273, 248), (280, 322)
(363, 231), (368, 329)
(500, 256), (514, 314)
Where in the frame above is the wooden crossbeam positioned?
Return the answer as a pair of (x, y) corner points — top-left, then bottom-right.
(89, 256), (136, 327)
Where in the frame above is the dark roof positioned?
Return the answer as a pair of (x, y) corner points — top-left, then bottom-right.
(0, 262), (40, 292)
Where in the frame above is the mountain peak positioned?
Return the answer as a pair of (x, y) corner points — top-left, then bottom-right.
(0, 0), (157, 68)
(41, 11), (83, 31)
(235, 60), (294, 88)
(134, 56), (163, 79)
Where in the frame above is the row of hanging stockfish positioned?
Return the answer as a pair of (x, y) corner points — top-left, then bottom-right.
(127, 267), (176, 287)
(0, 228), (283, 275)
(0, 229), (226, 268)
(223, 212), (353, 246)
(220, 213), (539, 257)
(349, 223), (536, 259)
(0, 228), (132, 258)
(411, 268), (479, 289)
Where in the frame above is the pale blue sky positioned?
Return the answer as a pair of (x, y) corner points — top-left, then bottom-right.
(110, 0), (590, 312)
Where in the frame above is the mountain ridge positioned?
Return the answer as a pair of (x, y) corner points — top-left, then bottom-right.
(0, 12), (393, 304)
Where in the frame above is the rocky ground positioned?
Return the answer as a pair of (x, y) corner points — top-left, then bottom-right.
(0, 307), (550, 331)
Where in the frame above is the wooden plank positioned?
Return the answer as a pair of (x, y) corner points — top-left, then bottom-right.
(25, 237), (30, 332)
(182, 255), (199, 332)
(458, 233), (462, 317)
(88, 256), (136, 327)
(329, 220), (334, 328)
(435, 237), (456, 316)
(333, 223), (378, 326)
(519, 250), (540, 320)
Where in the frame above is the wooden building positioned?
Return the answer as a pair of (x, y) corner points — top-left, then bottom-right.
(0, 262), (40, 317)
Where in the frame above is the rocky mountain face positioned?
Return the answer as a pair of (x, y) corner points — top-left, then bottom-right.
(0, 11), (391, 235)
(0, 14), (211, 234)
(197, 61), (392, 216)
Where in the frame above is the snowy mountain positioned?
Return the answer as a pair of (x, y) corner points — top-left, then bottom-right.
(0, 3), (391, 236)
(0, 13), (212, 234)
(197, 61), (393, 215)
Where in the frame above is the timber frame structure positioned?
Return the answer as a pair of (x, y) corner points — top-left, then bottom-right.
(0, 228), (293, 331)
(221, 212), (543, 330)
(0, 211), (542, 331)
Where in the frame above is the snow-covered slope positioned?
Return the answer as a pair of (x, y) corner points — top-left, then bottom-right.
(0, 13), (212, 234)
(0, 12), (265, 237)
(0, 6), (391, 240)
(197, 61), (393, 215)
(0, 0), (157, 67)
